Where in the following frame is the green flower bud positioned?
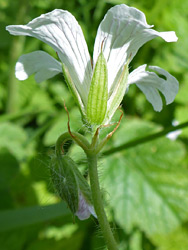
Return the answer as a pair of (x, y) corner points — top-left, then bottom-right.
(87, 51), (108, 125)
(50, 155), (96, 220)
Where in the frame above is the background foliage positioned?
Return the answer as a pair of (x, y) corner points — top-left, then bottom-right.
(0, 0), (188, 249)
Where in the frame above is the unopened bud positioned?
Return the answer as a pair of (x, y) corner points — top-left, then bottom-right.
(87, 51), (108, 125)
(50, 155), (96, 220)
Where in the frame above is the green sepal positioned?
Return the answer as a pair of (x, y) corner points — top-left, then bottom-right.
(51, 155), (79, 215)
(70, 157), (93, 204)
(104, 62), (129, 123)
(50, 155), (93, 215)
(87, 52), (108, 125)
(62, 64), (86, 120)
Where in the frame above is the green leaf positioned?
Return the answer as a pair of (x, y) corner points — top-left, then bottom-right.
(129, 230), (142, 250)
(31, 0), (54, 9)
(175, 75), (188, 104)
(105, 0), (125, 4)
(30, 87), (55, 113)
(0, 22), (11, 48)
(18, 77), (37, 108)
(101, 119), (188, 235)
(0, 149), (20, 209)
(175, 106), (188, 138)
(0, 149), (19, 189)
(151, 226), (188, 250)
(87, 52), (108, 125)
(0, 122), (31, 159)
(0, 203), (70, 232)
(48, 81), (73, 106)
(26, 226), (86, 250)
(174, 75), (188, 138)
(175, 77), (188, 139)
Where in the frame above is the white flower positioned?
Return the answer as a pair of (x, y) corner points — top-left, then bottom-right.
(6, 4), (179, 125)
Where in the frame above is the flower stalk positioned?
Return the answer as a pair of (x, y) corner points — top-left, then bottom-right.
(87, 151), (118, 250)
(53, 131), (96, 221)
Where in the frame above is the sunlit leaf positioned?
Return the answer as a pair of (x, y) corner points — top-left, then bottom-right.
(101, 119), (188, 235)
(0, 122), (31, 159)
(152, 226), (188, 250)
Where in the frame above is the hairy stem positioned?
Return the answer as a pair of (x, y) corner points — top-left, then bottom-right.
(87, 153), (118, 250)
(55, 132), (90, 156)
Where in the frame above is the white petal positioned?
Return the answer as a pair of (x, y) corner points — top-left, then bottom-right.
(166, 120), (182, 141)
(93, 4), (178, 93)
(157, 31), (178, 42)
(75, 192), (96, 220)
(128, 65), (179, 111)
(88, 205), (97, 218)
(166, 130), (182, 141)
(6, 9), (92, 105)
(15, 51), (62, 83)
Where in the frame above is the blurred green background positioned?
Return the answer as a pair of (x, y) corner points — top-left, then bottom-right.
(0, 0), (188, 249)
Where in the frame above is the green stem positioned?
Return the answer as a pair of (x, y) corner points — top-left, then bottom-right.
(87, 153), (118, 250)
(103, 121), (188, 156)
(55, 132), (90, 156)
